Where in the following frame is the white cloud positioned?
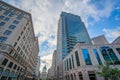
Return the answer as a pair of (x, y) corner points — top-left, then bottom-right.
(103, 27), (120, 43)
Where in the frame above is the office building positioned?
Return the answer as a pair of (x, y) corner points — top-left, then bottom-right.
(57, 12), (92, 59)
(63, 42), (120, 80)
(49, 12), (120, 80)
(0, 1), (39, 80)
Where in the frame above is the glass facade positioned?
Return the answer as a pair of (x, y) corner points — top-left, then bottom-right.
(57, 12), (92, 59)
(100, 47), (120, 64)
(75, 51), (80, 66)
(82, 49), (92, 65)
(93, 49), (102, 65)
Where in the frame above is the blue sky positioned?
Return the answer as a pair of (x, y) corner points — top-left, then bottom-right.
(4, 0), (120, 71)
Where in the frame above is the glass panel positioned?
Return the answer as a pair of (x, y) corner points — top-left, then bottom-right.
(116, 48), (120, 55)
(75, 51), (80, 66)
(82, 49), (92, 65)
(107, 48), (120, 64)
(69, 58), (72, 69)
(93, 49), (102, 65)
(100, 47), (120, 65)
(2, 58), (8, 66)
(71, 55), (74, 68)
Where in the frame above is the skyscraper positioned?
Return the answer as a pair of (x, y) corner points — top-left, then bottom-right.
(0, 1), (39, 80)
(57, 12), (92, 59)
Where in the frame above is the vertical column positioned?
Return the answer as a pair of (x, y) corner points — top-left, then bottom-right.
(82, 71), (90, 80)
(96, 74), (104, 80)
(113, 48), (120, 61)
(75, 72), (79, 80)
(97, 48), (105, 65)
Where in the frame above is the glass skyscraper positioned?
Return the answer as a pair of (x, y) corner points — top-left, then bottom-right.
(57, 12), (92, 59)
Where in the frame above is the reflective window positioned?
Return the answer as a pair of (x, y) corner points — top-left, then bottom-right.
(4, 8), (13, 15)
(9, 25), (16, 29)
(0, 36), (7, 42)
(17, 13), (25, 20)
(75, 51), (80, 66)
(69, 58), (72, 69)
(71, 55), (74, 68)
(0, 67), (3, 75)
(66, 59), (69, 71)
(116, 48), (120, 55)
(4, 30), (12, 35)
(0, 15), (5, 20)
(13, 64), (17, 70)
(93, 49), (102, 65)
(0, 22), (5, 26)
(100, 47), (120, 64)
(2, 58), (8, 65)
(82, 49), (92, 65)
(8, 62), (13, 68)
(13, 20), (19, 24)
(4, 17), (10, 21)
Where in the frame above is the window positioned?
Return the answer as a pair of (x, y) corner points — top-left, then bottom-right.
(116, 48), (120, 55)
(0, 22), (5, 26)
(93, 49), (102, 65)
(100, 47), (120, 65)
(13, 20), (19, 24)
(17, 13), (25, 20)
(2, 58), (8, 65)
(4, 30), (12, 35)
(66, 59), (69, 71)
(88, 71), (96, 80)
(4, 17), (10, 21)
(17, 66), (20, 71)
(20, 31), (23, 35)
(69, 58), (72, 69)
(13, 64), (17, 70)
(71, 55), (74, 68)
(9, 25), (16, 29)
(82, 49), (92, 65)
(0, 67), (3, 75)
(8, 62), (13, 68)
(78, 72), (83, 80)
(0, 36), (7, 42)
(75, 51), (80, 66)
(0, 15), (5, 20)
(17, 36), (20, 41)
(13, 42), (17, 47)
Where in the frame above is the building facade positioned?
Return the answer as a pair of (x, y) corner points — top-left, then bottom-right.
(57, 12), (92, 59)
(0, 1), (39, 80)
(63, 43), (120, 80)
(48, 12), (120, 80)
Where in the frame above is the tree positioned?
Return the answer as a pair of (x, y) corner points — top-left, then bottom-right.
(97, 62), (120, 80)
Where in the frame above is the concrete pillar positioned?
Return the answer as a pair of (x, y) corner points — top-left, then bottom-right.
(96, 74), (104, 80)
(75, 72), (79, 80)
(82, 71), (90, 80)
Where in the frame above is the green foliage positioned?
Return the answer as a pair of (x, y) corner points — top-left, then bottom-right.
(97, 61), (120, 80)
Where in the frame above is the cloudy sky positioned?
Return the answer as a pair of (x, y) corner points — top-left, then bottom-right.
(4, 0), (120, 71)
